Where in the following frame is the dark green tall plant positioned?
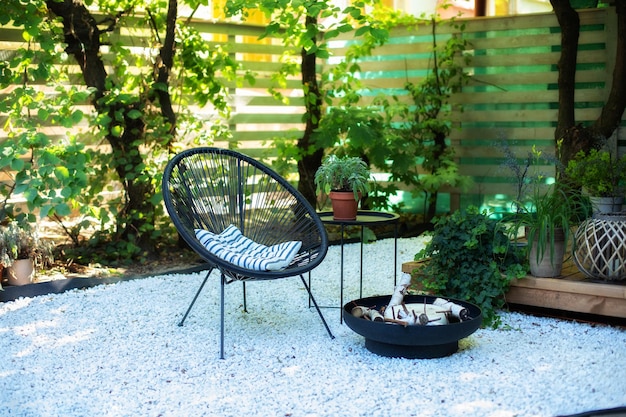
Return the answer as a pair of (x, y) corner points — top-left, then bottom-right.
(507, 184), (590, 266)
(375, 18), (473, 219)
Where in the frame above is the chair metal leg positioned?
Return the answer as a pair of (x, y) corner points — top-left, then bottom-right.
(300, 274), (335, 340)
(220, 272), (225, 360)
(178, 268), (214, 326)
(242, 281), (248, 313)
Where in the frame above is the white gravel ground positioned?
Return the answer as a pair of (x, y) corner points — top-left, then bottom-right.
(1, 236), (625, 417)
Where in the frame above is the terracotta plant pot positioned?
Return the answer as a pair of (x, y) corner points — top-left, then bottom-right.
(6, 258), (35, 286)
(329, 191), (360, 221)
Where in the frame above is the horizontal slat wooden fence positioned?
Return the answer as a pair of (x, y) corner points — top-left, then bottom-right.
(0, 7), (624, 215)
(324, 8), (624, 212)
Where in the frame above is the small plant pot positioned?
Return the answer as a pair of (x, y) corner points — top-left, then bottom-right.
(329, 191), (360, 221)
(589, 196), (624, 215)
(528, 228), (566, 278)
(6, 258), (35, 286)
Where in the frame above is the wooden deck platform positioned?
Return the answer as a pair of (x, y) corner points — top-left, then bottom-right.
(401, 260), (626, 321)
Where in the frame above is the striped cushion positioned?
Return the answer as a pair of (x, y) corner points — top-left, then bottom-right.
(194, 225), (302, 271)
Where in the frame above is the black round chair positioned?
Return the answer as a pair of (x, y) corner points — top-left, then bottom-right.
(162, 147), (334, 358)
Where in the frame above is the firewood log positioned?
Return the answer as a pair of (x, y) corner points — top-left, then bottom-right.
(351, 306), (384, 322)
(433, 297), (470, 321)
(387, 272), (412, 308)
(383, 303), (449, 326)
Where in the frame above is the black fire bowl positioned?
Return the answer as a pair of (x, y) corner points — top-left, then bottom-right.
(343, 294), (482, 359)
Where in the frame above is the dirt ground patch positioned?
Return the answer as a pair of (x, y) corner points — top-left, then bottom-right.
(29, 218), (205, 283)
(30, 213), (430, 284)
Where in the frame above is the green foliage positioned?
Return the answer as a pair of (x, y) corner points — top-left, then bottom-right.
(177, 25), (238, 115)
(226, 0), (386, 61)
(318, 4), (404, 109)
(313, 107), (386, 151)
(0, 37), (94, 222)
(566, 148), (626, 197)
(374, 18), (473, 214)
(504, 184), (591, 265)
(303, 11), (473, 213)
(0, 221), (53, 267)
(291, 11), (474, 214)
(226, 0), (395, 172)
(499, 143), (592, 265)
(2, 0), (238, 262)
(415, 207), (527, 328)
(314, 154), (371, 199)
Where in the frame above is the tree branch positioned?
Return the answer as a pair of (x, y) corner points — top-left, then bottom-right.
(46, 0), (107, 98)
(153, 0), (178, 138)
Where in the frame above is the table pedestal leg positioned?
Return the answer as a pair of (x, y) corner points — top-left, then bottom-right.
(359, 226), (364, 299)
(340, 223), (345, 324)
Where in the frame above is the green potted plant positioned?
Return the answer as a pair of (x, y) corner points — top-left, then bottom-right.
(565, 148), (626, 214)
(413, 206), (527, 328)
(0, 226), (12, 290)
(2, 221), (53, 286)
(504, 184), (591, 278)
(314, 154), (371, 220)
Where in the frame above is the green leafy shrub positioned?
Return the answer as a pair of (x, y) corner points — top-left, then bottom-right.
(0, 221), (54, 268)
(566, 148), (626, 197)
(414, 206), (527, 328)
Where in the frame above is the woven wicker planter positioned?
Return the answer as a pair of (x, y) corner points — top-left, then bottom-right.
(573, 213), (626, 281)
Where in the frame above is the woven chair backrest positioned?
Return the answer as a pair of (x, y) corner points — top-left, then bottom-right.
(162, 147), (328, 280)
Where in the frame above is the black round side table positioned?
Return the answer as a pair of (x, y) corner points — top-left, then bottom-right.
(316, 210), (400, 323)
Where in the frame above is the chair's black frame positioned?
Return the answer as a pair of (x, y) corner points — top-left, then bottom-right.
(162, 147), (334, 358)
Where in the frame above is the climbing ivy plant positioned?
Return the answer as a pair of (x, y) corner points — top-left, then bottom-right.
(374, 18), (473, 219)
(414, 206), (527, 328)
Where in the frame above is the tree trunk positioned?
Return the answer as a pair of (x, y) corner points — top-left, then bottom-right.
(551, 0), (588, 167)
(46, 1), (107, 97)
(297, 14), (324, 208)
(551, 0), (626, 171)
(594, 1), (626, 139)
(46, 0), (179, 252)
(153, 0), (178, 143)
